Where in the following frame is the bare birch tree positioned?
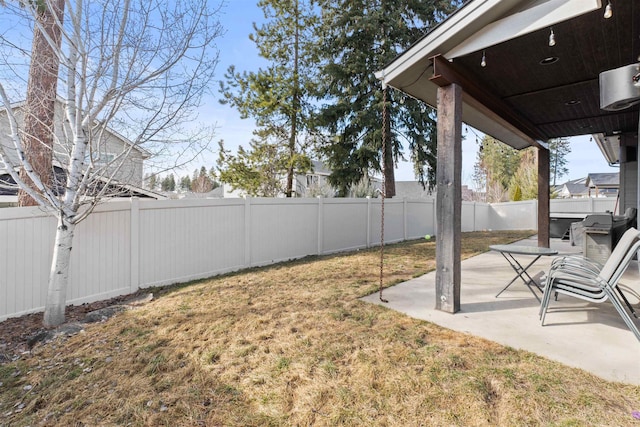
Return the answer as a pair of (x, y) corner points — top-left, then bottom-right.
(0, 0), (223, 326)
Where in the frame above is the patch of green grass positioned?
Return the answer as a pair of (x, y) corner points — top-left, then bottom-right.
(146, 353), (167, 375)
(66, 366), (83, 380)
(275, 357), (291, 371)
(322, 360), (338, 377)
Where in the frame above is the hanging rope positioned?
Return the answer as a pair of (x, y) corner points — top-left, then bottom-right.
(379, 86), (389, 303)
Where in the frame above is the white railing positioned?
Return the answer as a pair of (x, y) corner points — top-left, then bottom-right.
(0, 196), (617, 321)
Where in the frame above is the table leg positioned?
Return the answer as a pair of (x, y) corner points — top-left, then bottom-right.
(495, 253), (543, 301)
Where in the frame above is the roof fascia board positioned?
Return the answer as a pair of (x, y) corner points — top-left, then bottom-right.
(376, 0), (515, 84)
(445, 0), (601, 59)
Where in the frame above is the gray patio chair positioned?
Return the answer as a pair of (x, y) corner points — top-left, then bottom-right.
(540, 227), (640, 341)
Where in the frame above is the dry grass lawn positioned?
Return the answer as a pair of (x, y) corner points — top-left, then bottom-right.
(1, 230), (639, 426)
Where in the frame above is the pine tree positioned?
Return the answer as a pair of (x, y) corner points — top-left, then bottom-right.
(218, 139), (311, 197)
(161, 174), (176, 192)
(219, 0), (319, 197)
(316, 0), (462, 196)
(180, 175), (192, 191)
(511, 184), (522, 201)
(549, 137), (571, 186)
(208, 167), (220, 189)
(146, 173), (158, 190)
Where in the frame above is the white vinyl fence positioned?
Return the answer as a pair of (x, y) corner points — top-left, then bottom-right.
(0, 196), (617, 321)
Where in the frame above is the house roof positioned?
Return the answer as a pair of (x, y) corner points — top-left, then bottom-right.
(394, 181), (434, 199)
(310, 160), (331, 176)
(559, 177), (589, 196)
(0, 170), (166, 199)
(586, 172), (619, 188)
(376, 0), (639, 153)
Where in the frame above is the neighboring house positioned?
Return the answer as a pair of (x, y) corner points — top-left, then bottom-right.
(394, 181), (433, 199)
(395, 181), (478, 201)
(586, 172), (619, 198)
(555, 178), (590, 198)
(0, 99), (150, 195)
(295, 160), (334, 197)
(222, 182), (247, 198)
(554, 174), (620, 199)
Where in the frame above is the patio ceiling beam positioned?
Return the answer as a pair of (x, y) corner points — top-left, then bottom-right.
(429, 54), (549, 148)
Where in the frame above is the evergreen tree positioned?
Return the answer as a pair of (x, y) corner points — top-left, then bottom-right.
(511, 184), (522, 201)
(219, 0), (319, 197)
(180, 175), (192, 191)
(316, 0), (462, 196)
(161, 174), (176, 192)
(146, 173), (158, 190)
(549, 137), (571, 186)
(208, 167), (221, 189)
(218, 139), (311, 197)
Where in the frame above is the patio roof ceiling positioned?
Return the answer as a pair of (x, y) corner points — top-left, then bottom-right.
(376, 0), (640, 151)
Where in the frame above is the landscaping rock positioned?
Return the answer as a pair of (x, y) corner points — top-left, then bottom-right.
(126, 293), (154, 306)
(83, 306), (127, 323)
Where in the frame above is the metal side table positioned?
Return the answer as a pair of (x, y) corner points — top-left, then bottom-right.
(490, 244), (558, 301)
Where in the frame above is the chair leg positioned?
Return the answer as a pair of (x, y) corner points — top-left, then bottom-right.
(539, 276), (550, 318)
(540, 280), (554, 325)
(606, 287), (640, 342)
(539, 275), (555, 319)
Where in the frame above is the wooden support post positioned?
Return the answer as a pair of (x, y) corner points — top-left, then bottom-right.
(435, 83), (462, 313)
(537, 146), (550, 248)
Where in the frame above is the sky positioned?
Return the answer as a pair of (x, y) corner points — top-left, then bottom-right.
(201, 1), (617, 188)
(0, 0), (617, 187)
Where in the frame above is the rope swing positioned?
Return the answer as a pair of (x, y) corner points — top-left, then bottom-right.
(378, 85), (389, 303)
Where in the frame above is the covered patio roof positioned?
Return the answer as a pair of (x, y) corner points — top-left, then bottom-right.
(376, 0), (640, 314)
(376, 0), (640, 151)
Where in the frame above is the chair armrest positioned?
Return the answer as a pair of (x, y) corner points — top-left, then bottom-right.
(551, 255), (603, 272)
(549, 261), (601, 278)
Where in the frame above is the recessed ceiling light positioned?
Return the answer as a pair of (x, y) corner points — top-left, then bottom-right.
(565, 100), (581, 106)
(539, 56), (559, 65)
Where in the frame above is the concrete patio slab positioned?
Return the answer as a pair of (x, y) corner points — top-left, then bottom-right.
(361, 236), (640, 385)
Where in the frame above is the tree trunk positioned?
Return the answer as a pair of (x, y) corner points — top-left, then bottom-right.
(43, 216), (75, 327)
(18, 0), (65, 206)
(286, 0), (300, 198)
